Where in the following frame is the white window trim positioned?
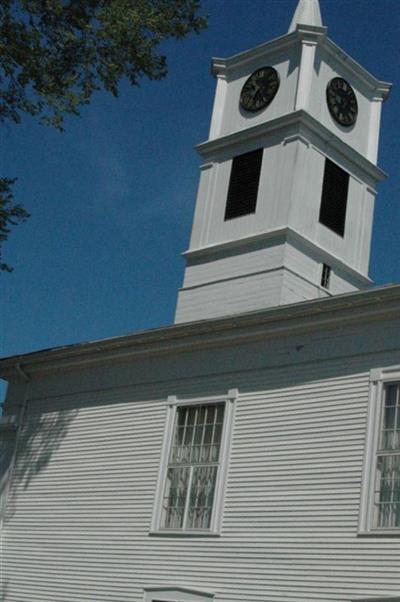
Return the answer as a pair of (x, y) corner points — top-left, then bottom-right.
(359, 365), (400, 535)
(351, 597), (400, 602)
(150, 389), (237, 536)
(144, 585), (214, 602)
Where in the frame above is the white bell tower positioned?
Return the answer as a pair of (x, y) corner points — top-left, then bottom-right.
(174, 0), (391, 324)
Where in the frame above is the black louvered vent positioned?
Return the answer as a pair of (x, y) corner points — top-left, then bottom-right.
(224, 148), (263, 220)
(319, 158), (349, 237)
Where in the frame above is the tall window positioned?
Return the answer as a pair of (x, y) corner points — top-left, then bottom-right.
(161, 404), (224, 530)
(374, 382), (400, 528)
(319, 158), (349, 237)
(151, 392), (236, 535)
(224, 148), (263, 220)
(360, 367), (400, 533)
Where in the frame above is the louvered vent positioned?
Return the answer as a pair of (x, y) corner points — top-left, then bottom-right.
(319, 158), (349, 237)
(224, 148), (263, 220)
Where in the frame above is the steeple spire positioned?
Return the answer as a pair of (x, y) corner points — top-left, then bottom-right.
(288, 0), (323, 32)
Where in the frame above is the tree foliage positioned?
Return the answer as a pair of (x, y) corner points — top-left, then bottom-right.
(0, 0), (207, 271)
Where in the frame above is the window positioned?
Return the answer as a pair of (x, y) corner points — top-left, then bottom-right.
(319, 158), (349, 237)
(224, 148), (263, 220)
(162, 403), (224, 530)
(360, 367), (400, 533)
(151, 391), (237, 535)
(321, 263), (331, 289)
(375, 382), (400, 527)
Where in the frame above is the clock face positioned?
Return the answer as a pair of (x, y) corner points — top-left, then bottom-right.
(240, 67), (280, 113)
(326, 77), (358, 127)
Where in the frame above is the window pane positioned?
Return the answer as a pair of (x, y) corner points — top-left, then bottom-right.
(177, 408), (187, 427)
(206, 405), (215, 424)
(187, 407), (197, 425)
(376, 454), (400, 528)
(216, 404), (225, 424)
(198, 406), (206, 426)
(171, 404), (225, 466)
(213, 422), (223, 445)
(381, 384), (400, 451)
(187, 465), (218, 529)
(161, 467), (189, 529)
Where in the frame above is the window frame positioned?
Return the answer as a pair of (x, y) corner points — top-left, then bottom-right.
(150, 390), (237, 536)
(360, 366), (400, 534)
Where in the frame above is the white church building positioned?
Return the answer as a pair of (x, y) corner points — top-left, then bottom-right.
(1, 1), (400, 600)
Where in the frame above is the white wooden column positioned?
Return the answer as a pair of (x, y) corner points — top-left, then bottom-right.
(209, 76), (228, 140)
(367, 97), (383, 164)
(294, 40), (317, 111)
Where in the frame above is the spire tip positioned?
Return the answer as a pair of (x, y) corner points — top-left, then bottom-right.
(288, 0), (323, 33)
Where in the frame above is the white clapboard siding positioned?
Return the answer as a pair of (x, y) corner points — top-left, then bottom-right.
(2, 338), (400, 602)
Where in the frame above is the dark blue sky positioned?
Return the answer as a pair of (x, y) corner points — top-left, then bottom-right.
(1, 0), (400, 390)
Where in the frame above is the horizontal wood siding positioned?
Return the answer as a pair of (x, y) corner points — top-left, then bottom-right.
(2, 340), (400, 600)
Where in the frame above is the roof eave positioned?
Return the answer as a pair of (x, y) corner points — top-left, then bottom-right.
(1, 284), (400, 381)
(321, 36), (392, 100)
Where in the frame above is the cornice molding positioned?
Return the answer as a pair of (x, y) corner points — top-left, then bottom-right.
(212, 26), (391, 99)
(288, 228), (372, 284)
(321, 36), (391, 100)
(183, 226), (372, 285)
(196, 109), (386, 183)
(1, 285), (400, 380)
(212, 27), (326, 78)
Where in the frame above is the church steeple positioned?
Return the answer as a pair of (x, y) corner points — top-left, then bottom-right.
(288, 0), (323, 32)
(174, 0), (391, 324)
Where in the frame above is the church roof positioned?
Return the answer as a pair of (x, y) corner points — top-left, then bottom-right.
(288, 0), (323, 32)
(1, 284), (400, 379)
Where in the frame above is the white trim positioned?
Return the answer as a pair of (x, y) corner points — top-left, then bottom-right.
(359, 366), (400, 535)
(352, 598), (400, 602)
(177, 265), (334, 299)
(212, 28), (327, 79)
(182, 225), (372, 287)
(367, 97), (383, 164)
(2, 285), (400, 377)
(211, 27), (390, 98)
(144, 585), (214, 602)
(196, 110), (386, 183)
(150, 401), (177, 533)
(208, 76), (227, 140)
(369, 365), (400, 383)
(150, 390), (237, 536)
(295, 40), (317, 110)
(321, 36), (391, 99)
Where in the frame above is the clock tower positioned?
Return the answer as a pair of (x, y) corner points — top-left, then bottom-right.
(174, 0), (391, 324)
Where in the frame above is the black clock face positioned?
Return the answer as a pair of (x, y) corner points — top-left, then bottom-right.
(240, 67), (280, 113)
(326, 77), (358, 127)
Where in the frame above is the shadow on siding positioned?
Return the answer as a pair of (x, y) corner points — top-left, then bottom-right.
(1, 405), (78, 521)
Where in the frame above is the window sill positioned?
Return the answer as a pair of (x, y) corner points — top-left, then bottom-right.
(358, 529), (400, 537)
(149, 530), (221, 538)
